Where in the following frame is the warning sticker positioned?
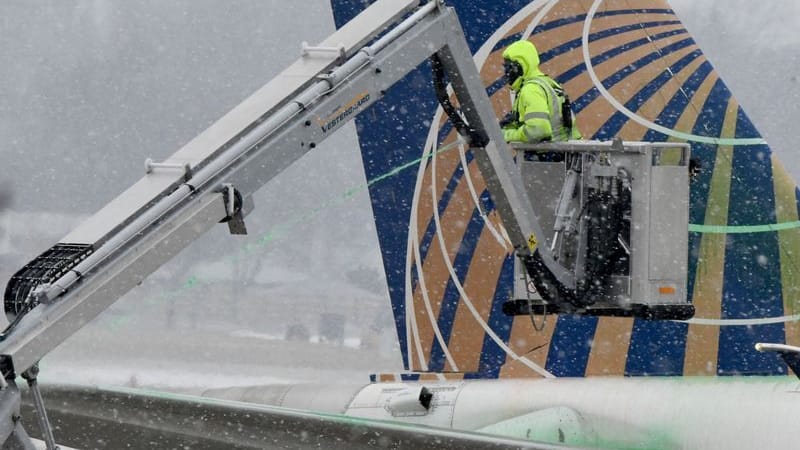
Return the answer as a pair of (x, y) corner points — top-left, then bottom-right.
(527, 233), (538, 252)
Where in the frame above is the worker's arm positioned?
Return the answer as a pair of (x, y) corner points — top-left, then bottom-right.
(503, 84), (551, 143)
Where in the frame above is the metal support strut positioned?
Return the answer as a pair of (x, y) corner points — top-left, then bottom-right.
(21, 365), (57, 450)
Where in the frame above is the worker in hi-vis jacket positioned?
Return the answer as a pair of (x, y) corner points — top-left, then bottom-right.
(500, 39), (581, 145)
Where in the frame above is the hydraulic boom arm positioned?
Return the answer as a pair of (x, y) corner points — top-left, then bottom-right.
(0, 0), (543, 383)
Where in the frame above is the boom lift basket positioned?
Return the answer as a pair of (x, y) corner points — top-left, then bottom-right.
(503, 140), (694, 321)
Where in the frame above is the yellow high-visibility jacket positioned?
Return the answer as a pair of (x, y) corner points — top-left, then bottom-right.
(501, 40), (581, 143)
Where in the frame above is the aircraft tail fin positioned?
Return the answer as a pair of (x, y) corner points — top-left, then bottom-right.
(330, 0), (800, 378)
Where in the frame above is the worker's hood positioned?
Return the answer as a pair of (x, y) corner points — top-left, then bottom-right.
(502, 40), (544, 91)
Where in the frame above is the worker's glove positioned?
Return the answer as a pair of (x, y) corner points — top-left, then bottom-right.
(499, 110), (519, 129)
(503, 128), (517, 143)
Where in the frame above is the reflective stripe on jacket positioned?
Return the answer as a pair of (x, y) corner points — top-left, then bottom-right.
(503, 76), (581, 143)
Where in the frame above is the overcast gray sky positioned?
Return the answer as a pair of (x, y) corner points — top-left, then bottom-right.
(0, 1), (398, 387)
(670, 0), (800, 170)
(0, 0), (373, 278)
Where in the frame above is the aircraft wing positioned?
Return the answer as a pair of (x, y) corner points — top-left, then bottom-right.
(20, 384), (562, 450)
